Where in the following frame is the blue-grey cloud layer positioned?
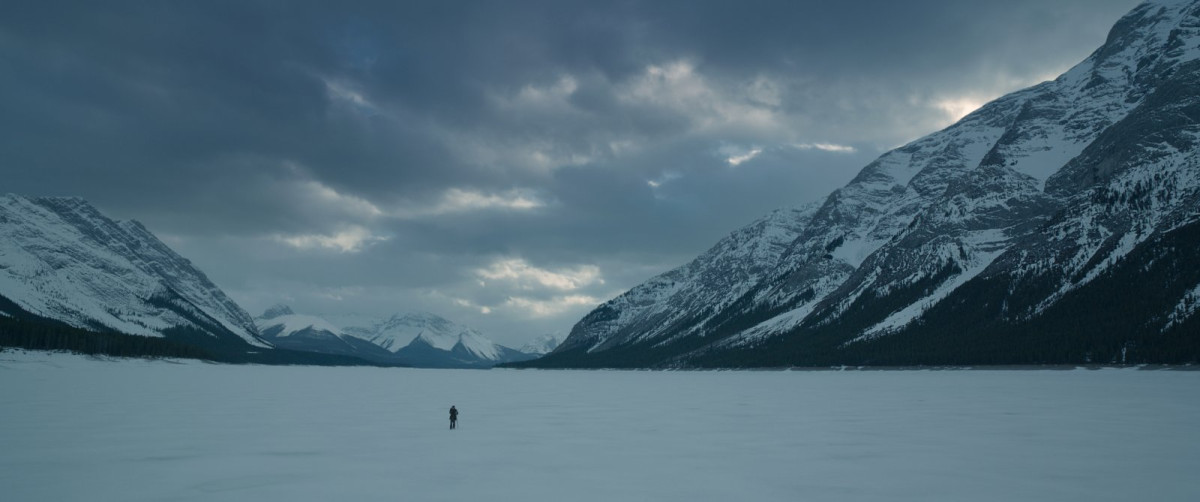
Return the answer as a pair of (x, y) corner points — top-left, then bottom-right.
(0, 0), (1140, 346)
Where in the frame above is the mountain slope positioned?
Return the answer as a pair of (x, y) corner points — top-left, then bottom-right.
(0, 194), (268, 351)
(552, 205), (818, 357)
(528, 0), (1200, 368)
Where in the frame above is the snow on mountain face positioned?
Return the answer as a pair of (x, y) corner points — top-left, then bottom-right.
(452, 329), (503, 360)
(255, 314), (340, 338)
(536, 0), (1200, 368)
(346, 312), (496, 359)
(554, 204), (818, 356)
(370, 312), (469, 351)
(0, 194), (266, 347)
(520, 334), (561, 355)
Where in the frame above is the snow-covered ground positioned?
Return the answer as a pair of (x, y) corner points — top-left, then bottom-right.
(1, 351), (1197, 502)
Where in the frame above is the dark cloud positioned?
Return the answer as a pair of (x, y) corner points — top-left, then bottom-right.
(0, 0), (1141, 346)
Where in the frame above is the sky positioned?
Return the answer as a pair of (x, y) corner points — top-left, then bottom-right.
(1, 0), (1141, 348)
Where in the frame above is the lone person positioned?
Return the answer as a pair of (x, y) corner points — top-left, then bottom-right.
(449, 405), (459, 430)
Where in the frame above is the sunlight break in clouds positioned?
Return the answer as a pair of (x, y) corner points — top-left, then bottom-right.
(503, 294), (601, 318)
(433, 188), (544, 213)
(793, 142), (856, 153)
(935, 97), (986, 122)
(477, 258), (603, 291)
(718, 144), (765, 167)
(322, 77), (381, 116)
(274, 225), (389, 253)
(726, 148), (763, 166)
(447, 295), (492, 315)
(620, 60), (781, 133)
(387, 188), (546, 219)
(647, 172), (682, 189)
(296, 179), (385, 219)
(930, 69), (1064, 125)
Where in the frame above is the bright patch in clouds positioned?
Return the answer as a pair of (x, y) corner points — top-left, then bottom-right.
(620, 60), (781, 133)
(470, 258), (606, 318)
(718, 144), (765, 167)
(447, 295), (493, 315)
(503, 295), (600, 318)
(793, 142), (856, 153)
(931, 70), (1065, 124)
(434, 188), (544, 213)
(726, 148), (763, 166)
(322, 78), (379, 114)
(477, 258), (602, 291)
(388, 188), (545, 218)
(935, 97), (986, 122)
(511, 75), (579, 108)
(647, 172), (682, 188)
(274, 225), (388, 253)
(297, 179), (385, 219)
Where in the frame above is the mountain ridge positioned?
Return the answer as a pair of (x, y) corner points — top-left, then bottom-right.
(254, 307), (536, 368)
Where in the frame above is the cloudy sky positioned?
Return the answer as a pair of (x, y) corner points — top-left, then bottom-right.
(2, 0), (1140, 347)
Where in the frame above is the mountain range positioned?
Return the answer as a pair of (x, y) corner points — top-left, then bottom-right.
(520, 0), (1200, 368)
(255, 306), (535, 368)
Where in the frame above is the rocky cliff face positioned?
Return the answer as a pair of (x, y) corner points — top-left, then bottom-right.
(532, 0), (1200, 368)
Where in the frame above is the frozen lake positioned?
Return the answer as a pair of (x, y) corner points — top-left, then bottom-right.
(2, 352), (1197, 501)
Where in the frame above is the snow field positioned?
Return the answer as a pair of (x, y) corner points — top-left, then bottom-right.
(1, 352), (1197, 502)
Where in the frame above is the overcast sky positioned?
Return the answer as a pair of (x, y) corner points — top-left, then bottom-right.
(1, 0), (1141, 347)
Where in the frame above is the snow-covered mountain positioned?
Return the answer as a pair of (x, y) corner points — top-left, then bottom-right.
(353, 311), (534, 367)
(519, 334), (562, 355)
(253, 305), (399, 364)
(254, 307), (534, 367)
(530, 0), (1200, 368)
(0, 194), (268, 351)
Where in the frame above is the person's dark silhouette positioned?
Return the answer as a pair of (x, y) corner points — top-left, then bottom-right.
(449, 405), (458, 430)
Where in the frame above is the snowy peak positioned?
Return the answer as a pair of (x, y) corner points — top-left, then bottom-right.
(366, 311), (469, 350)
(378, 312), (531, 366)
(398, 313), (503, 361)
(452, 329), (502, 361)
(255, 313), (340, 337)
(414, 329), (463, 352)
(260, 304), (295, 320)
(520, 334), (561, 355)
(0, 194), (265, 348)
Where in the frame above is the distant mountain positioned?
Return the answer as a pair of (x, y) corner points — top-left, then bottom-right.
(255, 307), (533, 368)
(350, 311), (534, 368)
(519, 334), (562, 355)
(0, 194), (269, 354)
(525, 0), (1200, 368)
(254, 306), (400, 364)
